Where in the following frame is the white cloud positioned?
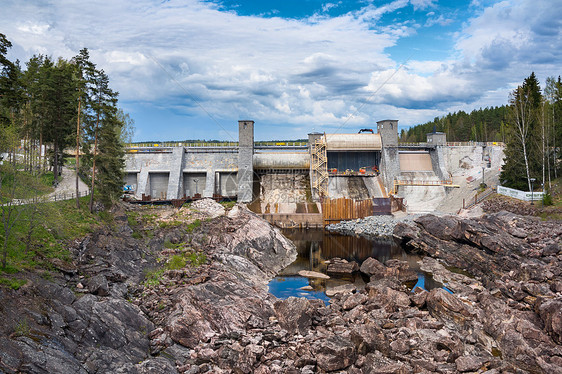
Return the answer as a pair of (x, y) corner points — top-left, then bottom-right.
(410, 0), (437, 11)
(1, 0), (561, 139)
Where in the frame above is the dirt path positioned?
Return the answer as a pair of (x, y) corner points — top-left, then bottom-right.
(47, 166), (90, 200)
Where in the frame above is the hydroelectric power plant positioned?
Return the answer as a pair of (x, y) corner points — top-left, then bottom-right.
(124, 120), (504, 222)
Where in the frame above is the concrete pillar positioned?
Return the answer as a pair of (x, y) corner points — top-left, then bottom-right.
(237, 120), (254, 202)
(203, 171), (215, 198)
(137, 168), (150, 198)
(377, 120), (398, 147)
(430, 146), (449, 180)
(166, 147), (185, 199)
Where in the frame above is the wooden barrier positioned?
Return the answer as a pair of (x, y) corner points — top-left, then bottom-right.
(322, 198), (373, 225)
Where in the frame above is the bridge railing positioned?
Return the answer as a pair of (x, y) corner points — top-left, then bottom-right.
(126, 141), (309, 148)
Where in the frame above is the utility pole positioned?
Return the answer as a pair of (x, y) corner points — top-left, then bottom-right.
(75, 93), (81, 209)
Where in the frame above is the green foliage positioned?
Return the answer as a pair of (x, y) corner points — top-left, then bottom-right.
(187, 252), (206, 267)
(159, 220), (182, 229)
(13, 319), (30, 337)
(127, 212), (139, 227)
(500, 72), (544, 190)
(186, 219), (201, 233)
(0, 196), (99, 271)
(542, 192), (553, 206)
(402, 106), (509, 143)
(167, 254), (187, 270)
(0, 276), (27, 290)
(220, 201), (236, 209)
(143, 268), (164, 287)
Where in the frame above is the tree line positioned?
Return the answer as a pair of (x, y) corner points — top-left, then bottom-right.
(0, 32), (133, 210)
(401, 73), (562, 193)
(400, 106), (510, 143)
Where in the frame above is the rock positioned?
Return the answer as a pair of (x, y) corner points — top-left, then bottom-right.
(359, 257), (387, 278)
(189, 198), (226, 218)
(543, 243), (560, 256)
(313, 335), (356, 372)
(410, 287), (428, 307)
(455, 355), (486, 372)
(390, 339), (410, 355)
(298, 270), (330, 279)
(87, 275), (110, 296)
(350, 322), (389, 355)
(327, 260), (359, 276)
(274, 297), (314, 335)
(299, 285), (313, 291)
(342, 293), (368, 310)
(536, 298), (562, 344)
(426, 288), (475, 326)
(326, 283), (356, 297)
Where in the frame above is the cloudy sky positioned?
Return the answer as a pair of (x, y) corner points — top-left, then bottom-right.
(2, 0), (561, 141)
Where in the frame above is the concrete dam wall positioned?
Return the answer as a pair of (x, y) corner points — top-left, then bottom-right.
(124, 120), (504, 215)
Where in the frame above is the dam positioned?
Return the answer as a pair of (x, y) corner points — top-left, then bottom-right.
(124, 120), (504, 216)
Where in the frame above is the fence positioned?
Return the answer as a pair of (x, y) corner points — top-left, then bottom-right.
(322, 198), (373, 225)
(461, 187), (495, 211)
(496, 185), (544, 201)
(10, 190), (91, 206)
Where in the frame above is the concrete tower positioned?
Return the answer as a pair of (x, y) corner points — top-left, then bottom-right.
(377, 120), (398, 147)
(237, 120), (254, 203)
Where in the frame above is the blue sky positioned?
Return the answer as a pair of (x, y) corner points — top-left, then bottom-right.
(2, 0), (561, 141)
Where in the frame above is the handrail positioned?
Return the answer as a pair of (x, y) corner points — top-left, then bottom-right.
(126, 141), (309, 148)
(7, 190), (91, 206)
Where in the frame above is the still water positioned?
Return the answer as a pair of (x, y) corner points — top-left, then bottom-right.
(268, 228), (442, 303)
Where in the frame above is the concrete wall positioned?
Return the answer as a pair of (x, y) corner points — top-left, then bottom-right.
(379, 147), (400, 194)
(125, 149), (237, 199)
(237, 120), (254, 202)
(429, 146), (449, 180)
(253, 153), (309, 170)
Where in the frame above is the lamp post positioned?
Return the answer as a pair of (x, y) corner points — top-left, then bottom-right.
(530, 178), (536, 205)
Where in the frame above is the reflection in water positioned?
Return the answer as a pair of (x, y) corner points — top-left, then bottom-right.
(269, 228), (441, 302)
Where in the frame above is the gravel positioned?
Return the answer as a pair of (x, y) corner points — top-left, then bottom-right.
(325, 214), (421, 238)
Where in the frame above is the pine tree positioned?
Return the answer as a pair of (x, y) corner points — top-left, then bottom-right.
(500, 73), (542, 191)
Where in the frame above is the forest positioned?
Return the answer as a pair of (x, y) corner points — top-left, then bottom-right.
(0, 33), (132, 209)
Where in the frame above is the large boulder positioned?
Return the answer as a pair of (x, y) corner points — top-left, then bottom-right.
(274, 297), (314, 335)
(360, 257), (387, 278)
(426, 288), (475, 326)
(313, 335), (356, 372)
(537, 298), (562, 345)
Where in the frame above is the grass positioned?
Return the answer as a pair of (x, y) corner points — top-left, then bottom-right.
(0, 167), (55, 203)
(0, 276), (27, 290)
(186, 219), (201, 233)
(143, 250), (207, 287)
(0, 195), (100, 272)
(220, 201), (236, 209)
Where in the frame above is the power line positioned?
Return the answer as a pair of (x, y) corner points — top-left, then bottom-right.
(147, 54), (236, 141)
(331, 53), (414, 136)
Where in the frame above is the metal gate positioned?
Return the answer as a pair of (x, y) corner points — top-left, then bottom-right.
(399, 152), (433, 171)
(149, 172), (169, 200)
(125, 173), (137, 191)
(219, 172), (237, 197)
(183, 172), (206, 197)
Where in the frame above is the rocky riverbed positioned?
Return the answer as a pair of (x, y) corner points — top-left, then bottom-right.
(325, 214), (420, 237)
(0, 200), (560, 373)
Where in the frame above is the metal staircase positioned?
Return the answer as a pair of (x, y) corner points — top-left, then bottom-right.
(311, 135), (328, 199)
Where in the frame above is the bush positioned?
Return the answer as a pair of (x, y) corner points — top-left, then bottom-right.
(542, 192), (553, 206)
